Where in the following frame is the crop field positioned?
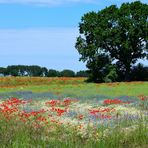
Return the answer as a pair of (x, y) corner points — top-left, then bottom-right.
(0, 77), (148, 148)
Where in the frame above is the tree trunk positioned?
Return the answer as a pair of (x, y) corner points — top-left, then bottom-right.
(125, 64), (131, 81)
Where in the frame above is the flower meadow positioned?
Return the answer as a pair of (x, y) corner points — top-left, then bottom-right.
(0, 77), (148, 147)
(0, 96), (148, 147)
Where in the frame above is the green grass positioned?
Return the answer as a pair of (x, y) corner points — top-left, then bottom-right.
(0, 112), (147, 148)
(0, 77), (148, 98)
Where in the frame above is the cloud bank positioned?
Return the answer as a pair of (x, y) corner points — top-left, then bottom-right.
(0, 0), (147, 6)
(0, 0), (97, 5)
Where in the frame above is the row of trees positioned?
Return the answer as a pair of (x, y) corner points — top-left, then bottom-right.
(0, 65), (88, 77)
(0, 64), (147, 81)
(75, 1), (148, 82)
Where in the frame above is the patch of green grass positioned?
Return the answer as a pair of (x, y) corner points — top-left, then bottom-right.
(0, 81), (148, 98)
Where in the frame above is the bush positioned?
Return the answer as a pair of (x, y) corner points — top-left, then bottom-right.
(47, 69), (60, 77)
(76, 70), (89, 77)
(131, 63), (148, 81)
(60, 70), (75, 77)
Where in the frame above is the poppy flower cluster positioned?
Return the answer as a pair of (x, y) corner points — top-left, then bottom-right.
(88, 107), (115, 119)
(45, 98), (78, 107)
(0, 98), (29, 120)
(138, 95), (147, 101)
(89, 107), (115, 114)
(0, 95), (146, 132)
(103, 99), (131, 105)
(50, 107), (67, 116)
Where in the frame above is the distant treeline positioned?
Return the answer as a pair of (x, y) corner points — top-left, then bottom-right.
(0, 64), (148, 81)
(0, 65), (89, 77)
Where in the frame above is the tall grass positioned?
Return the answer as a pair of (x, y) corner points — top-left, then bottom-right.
(0, 97), (148, 148)
(0, 112), (147, 148)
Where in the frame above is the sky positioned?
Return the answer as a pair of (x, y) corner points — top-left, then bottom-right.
(0, 0), (148, 71)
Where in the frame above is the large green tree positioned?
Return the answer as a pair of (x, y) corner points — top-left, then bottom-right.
(75, 1), (148, 81)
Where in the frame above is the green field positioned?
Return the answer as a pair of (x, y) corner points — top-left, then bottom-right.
(0, 77), (148, 98)
(0, 77), (148, 148)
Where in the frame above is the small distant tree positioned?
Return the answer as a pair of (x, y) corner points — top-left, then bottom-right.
(41, 67), (48, 77)
(0, 67), (7, 76)
(131, 63), (148, 81)
(17, 65), (27, 76)
(25, 65), (43, 77)
(7, 66), (19, 76)
(47, 69), (59, 77)
(60, 69), (75, 77)
(76, 70), (89, 77)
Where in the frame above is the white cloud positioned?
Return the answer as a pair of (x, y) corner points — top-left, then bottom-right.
(115, 0), (148, 3)
(0, 0), (147, 6)
(0, 0), (97, 6)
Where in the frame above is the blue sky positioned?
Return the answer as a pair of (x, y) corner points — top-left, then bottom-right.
(0, 0), (147, 71)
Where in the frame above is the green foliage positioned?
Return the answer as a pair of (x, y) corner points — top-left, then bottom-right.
(3, 65), (48, 77)
(76, 1), (148, 82)
(0, 66), (85, 78)
(131, 63), (148, 81)
(41, 67), (48, 77)
(7, 66), (20, 76)
(76, 70), (89, 77)
(86, 54), (111, 82)
(0, 67), (8, 76)
(60, 69), (75, 77)
(27, 65), (43, 76)
(47, 69), (60, 77)
(104, 65), (118, 83)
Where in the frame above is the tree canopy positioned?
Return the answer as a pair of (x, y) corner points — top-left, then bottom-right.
(75, 1), (148, 82)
